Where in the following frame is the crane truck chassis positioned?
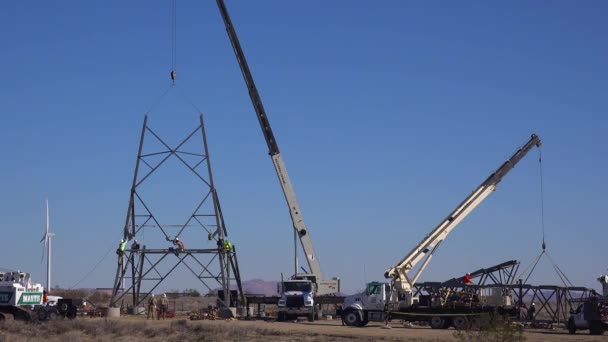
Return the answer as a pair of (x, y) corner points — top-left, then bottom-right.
(343, 134), (541, 328)
(343, 281), (517, 328)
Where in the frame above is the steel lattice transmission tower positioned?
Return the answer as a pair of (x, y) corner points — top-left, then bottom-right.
(110, 114), (244, 309)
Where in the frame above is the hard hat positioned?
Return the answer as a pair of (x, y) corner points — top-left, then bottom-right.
(532, 302), (535, 306)
(466, 273), (470, 276)
(175, 238), (179, 241)
(163, 293), (167, 298)
(151, 294), (155, 297)
(134, 240), (138, 243)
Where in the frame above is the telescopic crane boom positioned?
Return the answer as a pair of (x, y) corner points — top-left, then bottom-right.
(385, 134), (541, 303)
(216, 0), (336, 294)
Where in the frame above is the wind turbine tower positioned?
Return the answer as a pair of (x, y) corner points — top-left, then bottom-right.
(40, 199), (55, 292)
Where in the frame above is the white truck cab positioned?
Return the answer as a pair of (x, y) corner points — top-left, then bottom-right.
(277, 278), (316, 321)
(343, 282), (391, 326)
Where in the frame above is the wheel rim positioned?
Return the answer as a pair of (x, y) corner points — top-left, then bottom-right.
(345, 312), (358, 325)
(430, 316), (444, 328)
(453, 316), (467, 329)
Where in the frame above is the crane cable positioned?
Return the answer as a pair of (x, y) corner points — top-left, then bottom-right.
(536, 149), (573, 287)
(170, 0), (177, 85)
(516, 147), (574, 288)
(68, 235), (123, 289)
(538, 148), (546, 251)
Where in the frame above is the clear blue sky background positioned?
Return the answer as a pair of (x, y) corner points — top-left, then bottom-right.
(0, 1), (606, 294)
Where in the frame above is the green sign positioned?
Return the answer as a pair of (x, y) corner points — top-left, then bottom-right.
(18, 292), (42, 305)
(0, 292), (13, 304)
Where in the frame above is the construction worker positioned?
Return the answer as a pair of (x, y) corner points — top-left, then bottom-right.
(116, 239), (127, 256)
(528, 302), (536, 321)
(463, 273), (472, 284)
(170, 238), (184, 256)
(224, 240), (232, 252)
(174, 238), (184, 252)
(132, 240), (140, 251)
(336, 304), (344, 326)
(147, 294), (156, 319)
(158, 293), (169, 320)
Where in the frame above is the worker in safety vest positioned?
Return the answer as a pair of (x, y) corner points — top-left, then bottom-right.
(224, 240), (232, 252)
(170, 238), (184, 256)
(174, 238), (184, 252)
(116, 239), (127, 256)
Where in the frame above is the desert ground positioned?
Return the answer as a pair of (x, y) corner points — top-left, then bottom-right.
(1, 316), (606, 342)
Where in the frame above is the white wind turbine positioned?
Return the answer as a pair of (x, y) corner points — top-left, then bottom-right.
(40, 199), (55, 291)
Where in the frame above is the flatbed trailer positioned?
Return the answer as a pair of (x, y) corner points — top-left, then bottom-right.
(388, 305), (518, 329)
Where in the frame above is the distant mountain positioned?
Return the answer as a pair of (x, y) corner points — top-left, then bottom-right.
(239, 279), (278, 296)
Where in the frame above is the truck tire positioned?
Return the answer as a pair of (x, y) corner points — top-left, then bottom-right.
(452, 316), (468, 330)
(343, 309), (362, 327)
(567, 318), (576, 334)
(430, 316), (447, 329)
(277, 312), (286, 322)
(589, 321), (604, 335)
(308, 306), (315, 322)
(36, 307), (49, 321)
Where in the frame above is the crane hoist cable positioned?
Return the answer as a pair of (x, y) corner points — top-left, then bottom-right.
(73, 1), (201, 291)
(144, 0), (202, 115)
(538, 148), (546, 251)
(515, 147), (574, 288)
(170, 0), (177, 85)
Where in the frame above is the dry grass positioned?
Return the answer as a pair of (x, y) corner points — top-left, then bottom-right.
(0, 319), (385, 342)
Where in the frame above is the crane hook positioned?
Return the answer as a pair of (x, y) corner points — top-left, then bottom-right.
(170, 70), (176, 85)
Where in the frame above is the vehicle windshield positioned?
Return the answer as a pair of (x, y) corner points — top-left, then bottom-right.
(283, 282), (312, 292)
(367, 283), (382, 295)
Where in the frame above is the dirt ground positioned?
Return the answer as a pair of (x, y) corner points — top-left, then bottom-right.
(1, 315), (606, 341)
(122, 315), (606, 342)
(201, 320), (605, 341)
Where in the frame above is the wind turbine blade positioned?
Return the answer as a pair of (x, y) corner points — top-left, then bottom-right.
(40, 240), (45, 263)
(46, 198), (49, 235)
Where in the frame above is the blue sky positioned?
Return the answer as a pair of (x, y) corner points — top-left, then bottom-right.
(0, 1), (606, 294)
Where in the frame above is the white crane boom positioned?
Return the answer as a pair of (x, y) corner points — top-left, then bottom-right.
(385, 134), (541, 296)
(215, 0), (324, 281)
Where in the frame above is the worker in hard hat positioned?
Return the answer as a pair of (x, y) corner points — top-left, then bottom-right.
(132, 240), (140, 251)
(174, 238), (184, 252)
(116, 239), (127, 257)
(170, 238), (184, 256)
(224, 240), (232, 252)
(528, 302), (536, 321)
(147, 294), (156, 319)
(463, 273), (472, 284)
(158, 294), (169, 320)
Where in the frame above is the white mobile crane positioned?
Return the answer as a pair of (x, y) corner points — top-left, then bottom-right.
(343, 134), (541, 328)
(215, 0), (339, 321)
